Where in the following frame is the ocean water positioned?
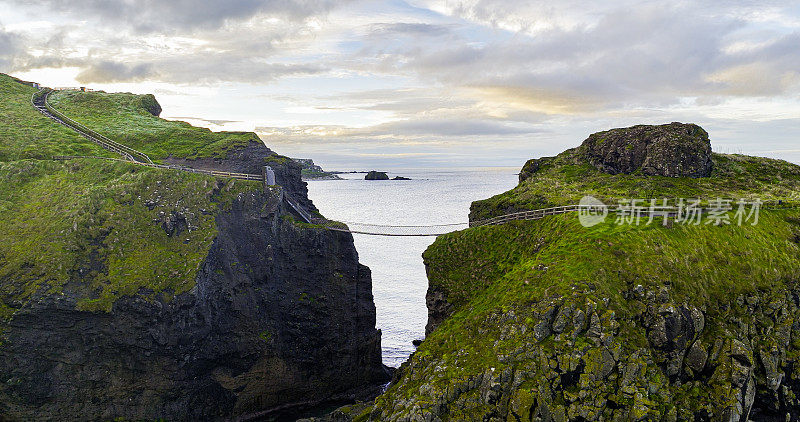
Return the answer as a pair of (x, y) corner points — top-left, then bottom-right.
(306, 168), (518, 367)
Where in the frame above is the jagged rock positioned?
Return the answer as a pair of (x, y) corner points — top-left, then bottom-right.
(160, 211), (187, 236)
(533, 305), (557, 341)
(424, 287), (453, 335)
(519, 156), (554, 183)
(579, 122), (713, 178)
(685, 341), (708, 373)
(551, 304), (573, 333)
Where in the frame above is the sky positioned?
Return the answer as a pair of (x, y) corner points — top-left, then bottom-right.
(1, 0), (799, 170)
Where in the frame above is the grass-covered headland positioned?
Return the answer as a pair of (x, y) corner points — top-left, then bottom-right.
(0, 73), (390, 420)
(0, 73), (265, 316)
(354, 123), (800, 421)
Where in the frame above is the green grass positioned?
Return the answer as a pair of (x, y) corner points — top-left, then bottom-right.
(0, 74), (115, 161)
(0, 158), (259, 315)
(426, 211), (800, 320)
(471, 150), (800, 221)
(47, 90), (260, 161)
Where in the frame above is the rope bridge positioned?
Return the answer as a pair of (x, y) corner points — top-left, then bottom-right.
(323, 221), (469, 237)
(32, 88), (798, 237)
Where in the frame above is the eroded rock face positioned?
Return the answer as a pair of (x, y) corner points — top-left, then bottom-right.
(580, 122), (713, 178)
(367, 287), (800, 421)
(0, 188), (388, 420)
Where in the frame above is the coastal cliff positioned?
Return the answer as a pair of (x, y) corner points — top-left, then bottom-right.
(336, 123), (800, 421)
(0, 74), (388, 420)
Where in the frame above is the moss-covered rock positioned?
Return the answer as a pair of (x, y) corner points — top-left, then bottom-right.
(361, 211), (800, 421)
(343, 126), (800, 421)
(579, 122), (713, 178)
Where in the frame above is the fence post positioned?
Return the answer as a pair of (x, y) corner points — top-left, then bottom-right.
(263, 166), (276, 187)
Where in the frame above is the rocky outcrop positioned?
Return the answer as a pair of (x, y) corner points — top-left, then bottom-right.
(139, 94), (162, 117)
(352, 136), (800, 421)
(365, 171), (389, 180)
(0, 185), (389, 420)
(518, 156), (555, 183)
(424, 284), (453, 336)
(579, 122), (713, 178)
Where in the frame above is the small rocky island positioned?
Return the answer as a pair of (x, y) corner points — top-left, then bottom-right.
(295, 158), (343, 180)
(365, 171), (389, 180)
(365, 171), (411, 180)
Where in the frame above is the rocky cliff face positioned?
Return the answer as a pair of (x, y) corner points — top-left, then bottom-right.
(378, 285), (800, 421)
(579, 122), (713, 178)
(0, 159), (388, 420)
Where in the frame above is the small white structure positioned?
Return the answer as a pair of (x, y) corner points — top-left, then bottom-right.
(32, 83), (39, 89)
(263, 166), (276, 186)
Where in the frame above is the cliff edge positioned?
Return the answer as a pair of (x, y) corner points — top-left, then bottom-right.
(0, 74), (389, 420)
(342, 124), (800, 421)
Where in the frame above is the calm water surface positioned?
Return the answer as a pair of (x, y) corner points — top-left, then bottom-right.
(307, 168), (518, 367)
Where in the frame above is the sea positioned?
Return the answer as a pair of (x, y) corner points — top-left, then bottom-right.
(307, 168), (519, 367)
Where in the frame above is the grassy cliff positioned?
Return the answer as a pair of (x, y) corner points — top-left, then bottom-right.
(0, 74), (264, 316)
(471, 151), (800, 222)
(0, 74), (389, 420)
(361, 125), (800, 421)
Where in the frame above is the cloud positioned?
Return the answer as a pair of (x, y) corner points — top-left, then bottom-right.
(12, 0), (350, 32)
(167, 116), (241, 126)
(355, 1), (800, 115)
(76, 61), (155, 83)
(2, 0), (800, 168)
(0, 26), (22, 70)
(256, 116), (541, 142)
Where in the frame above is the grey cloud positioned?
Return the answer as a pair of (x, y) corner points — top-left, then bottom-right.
(367, 23), (453, 38)
(358, 2), (799, 112)
(371, 119), (537, 137)
(71, 55), (327, 84)
(13, 0), (350, 32)
(166, 117), (241, 125)
(76, 61), (155, 83)
(0, 27), (21, 70)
